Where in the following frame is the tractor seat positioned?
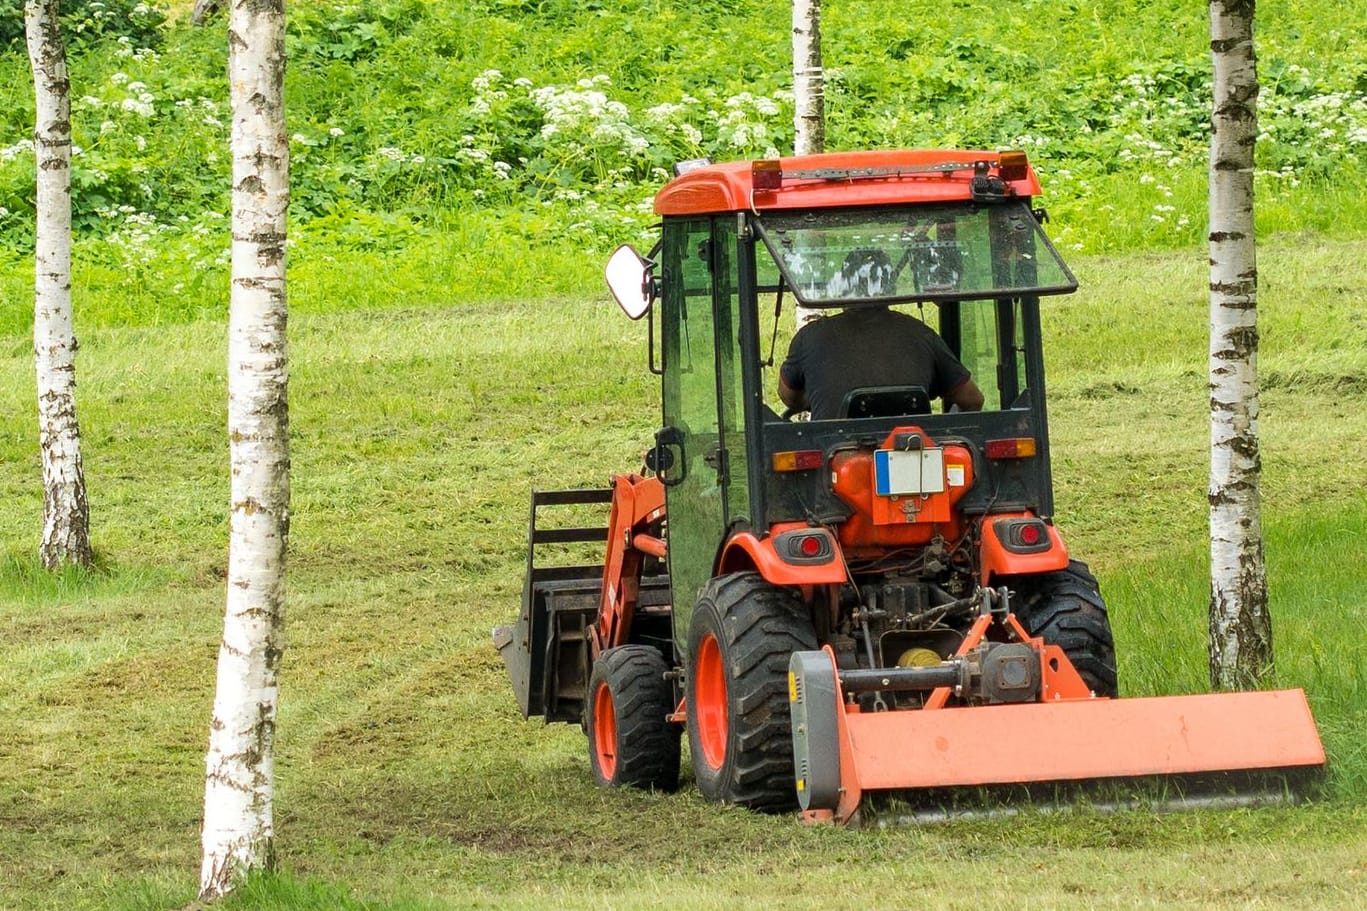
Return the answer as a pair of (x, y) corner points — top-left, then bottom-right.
(838, 385), (931, 419)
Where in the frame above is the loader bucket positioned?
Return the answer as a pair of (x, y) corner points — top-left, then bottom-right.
(789, 648), (1326, 825)
(496, 488), (614, 723)
(495, 485), (671, 724)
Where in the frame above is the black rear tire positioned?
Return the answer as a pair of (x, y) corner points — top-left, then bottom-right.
(686, 572), (817, 811)
(1011, 559), (1119, 697)
(586, 645), (681, 792)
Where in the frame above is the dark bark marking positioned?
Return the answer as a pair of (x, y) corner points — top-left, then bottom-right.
(1210, 280), (1257, 299)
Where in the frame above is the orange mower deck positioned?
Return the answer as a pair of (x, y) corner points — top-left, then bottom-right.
(789, 646), (1326, 825)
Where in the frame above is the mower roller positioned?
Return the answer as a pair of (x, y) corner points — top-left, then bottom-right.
(494, 149), (1325, 822)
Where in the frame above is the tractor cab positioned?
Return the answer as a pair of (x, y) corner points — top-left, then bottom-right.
(607, 150), (1080, 661)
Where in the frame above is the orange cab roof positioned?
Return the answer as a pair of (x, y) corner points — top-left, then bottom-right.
(653, 149), (1043, 216)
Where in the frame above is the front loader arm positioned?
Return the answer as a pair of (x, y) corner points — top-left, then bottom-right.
(593, 473), (667, 655)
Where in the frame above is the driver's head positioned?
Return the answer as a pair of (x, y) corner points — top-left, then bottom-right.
(837, 247), (894, 297)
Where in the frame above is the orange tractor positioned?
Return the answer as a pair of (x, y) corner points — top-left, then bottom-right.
(493, 150), (1324, 822)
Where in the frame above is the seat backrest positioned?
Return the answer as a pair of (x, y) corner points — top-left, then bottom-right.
(838, 385), (931, 419)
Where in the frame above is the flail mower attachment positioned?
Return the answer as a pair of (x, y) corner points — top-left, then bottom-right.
(788, 611), (1326, 825)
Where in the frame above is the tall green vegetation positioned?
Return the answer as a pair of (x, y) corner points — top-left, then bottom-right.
(1, 0), (1366, 332)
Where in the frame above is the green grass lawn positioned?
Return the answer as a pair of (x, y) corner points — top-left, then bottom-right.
(1, 236), (1365, 910)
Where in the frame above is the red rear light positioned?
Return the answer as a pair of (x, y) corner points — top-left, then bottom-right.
(992, 518), (1053, 554)
(773, 449), (824, 472)
(752, 159), (783, 191)
(985, 437), (1037, 459)
(774, 529), (835, 564)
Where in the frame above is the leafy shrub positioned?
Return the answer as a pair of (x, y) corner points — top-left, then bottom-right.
(2, 0), (1367, 272)
(0, 0), (167, 54)
(288, 0), (424, 63)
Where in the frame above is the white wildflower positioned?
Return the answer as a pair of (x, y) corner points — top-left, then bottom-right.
(471, 69), (503, 93)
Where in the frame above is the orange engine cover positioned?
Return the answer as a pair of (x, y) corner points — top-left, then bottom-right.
(829, 428), (974, 553)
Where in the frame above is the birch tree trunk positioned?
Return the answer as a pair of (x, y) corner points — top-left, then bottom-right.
(193, 0), (224, 25)
(792, 0), (824, 157)
(792, 0), (824, 330)
(1208, 0), (1272, 690)
(200, 0), (290, 899)
(26, 0), (93, 570)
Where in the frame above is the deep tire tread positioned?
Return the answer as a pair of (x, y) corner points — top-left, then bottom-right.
(1012, 559), (1119, 697)
(587, 645), (681, 792)
(687, 572), (817, 811)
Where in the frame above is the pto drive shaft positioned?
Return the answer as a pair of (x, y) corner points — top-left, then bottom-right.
(834, 641), (1042, 704)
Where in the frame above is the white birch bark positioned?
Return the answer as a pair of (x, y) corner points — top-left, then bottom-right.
(26, 0), (93, 570)
(792, 0), (825, 330)
(792, 0), (824, 158)
(200, 0), (290, 899)
(1208, 0), (1272, 690)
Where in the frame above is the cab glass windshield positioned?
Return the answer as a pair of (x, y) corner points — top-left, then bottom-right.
(754, 201), (1076, 307)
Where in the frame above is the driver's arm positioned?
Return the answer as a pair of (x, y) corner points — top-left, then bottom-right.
(944, 377), (985, 412)
(778, 374), (809, 412)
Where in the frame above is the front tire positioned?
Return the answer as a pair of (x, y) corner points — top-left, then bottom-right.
(686, 572), (817, 810)
(586, 645), (680, 792)
(1012, 559), (1118, 697)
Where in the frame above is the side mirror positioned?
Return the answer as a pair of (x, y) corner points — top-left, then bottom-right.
(605, 244), (653, 320)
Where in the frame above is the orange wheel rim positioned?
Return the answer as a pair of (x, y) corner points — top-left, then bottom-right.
(695, 632), (728, 770)
(592, 679), (618, 781)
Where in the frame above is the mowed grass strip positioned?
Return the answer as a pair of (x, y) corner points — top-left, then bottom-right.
(1, 239), (1365, 910)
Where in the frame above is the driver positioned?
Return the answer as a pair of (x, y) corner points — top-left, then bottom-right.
(781, 246), (984, 421)
(778, 247), (986, 420)
(778, 304), (985, 419)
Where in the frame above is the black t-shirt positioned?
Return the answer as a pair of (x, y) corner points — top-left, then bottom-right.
(779, 307), (972, 420)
